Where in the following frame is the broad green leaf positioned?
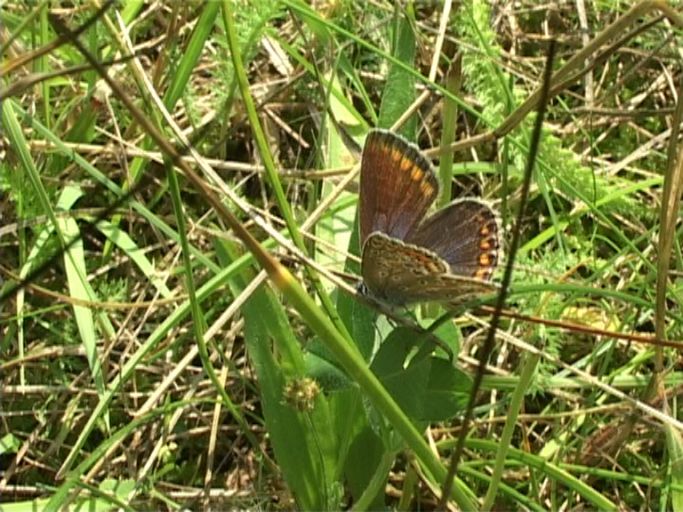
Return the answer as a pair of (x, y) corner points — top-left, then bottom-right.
(243, 287), (341, 510)
(56, 186), (105, 399)
(372, 327), (471, 422)
(378, 7), (417, 137)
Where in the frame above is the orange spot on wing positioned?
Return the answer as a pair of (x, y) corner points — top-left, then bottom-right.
(391, 148), (403, 163)
(409, 164), (423, 180)
(420, 182), (434, 196)
(475, 268), (490, 280)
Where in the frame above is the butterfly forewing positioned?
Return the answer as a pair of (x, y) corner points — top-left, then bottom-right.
(360, 130), (438, 246)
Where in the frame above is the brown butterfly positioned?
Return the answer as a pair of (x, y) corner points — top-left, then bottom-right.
(359, 129), (500, 305)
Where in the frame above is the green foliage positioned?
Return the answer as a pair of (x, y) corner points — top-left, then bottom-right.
(371, 328), (471, 422)
(378, 7), (417, 137)
(460, 1), (633, 214)
(211, 1), (285, 116)
(2, 1), (683, 510)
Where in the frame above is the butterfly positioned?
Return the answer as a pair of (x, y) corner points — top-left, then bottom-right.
(358, 129), (500, 305)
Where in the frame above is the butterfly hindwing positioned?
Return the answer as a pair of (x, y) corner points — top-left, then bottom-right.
(361, 232), (496, 305)
(406, 198), (500, 282)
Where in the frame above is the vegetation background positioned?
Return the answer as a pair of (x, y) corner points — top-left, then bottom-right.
(2, 1), (683, 510)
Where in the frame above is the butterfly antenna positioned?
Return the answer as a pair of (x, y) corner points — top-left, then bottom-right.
(438, 39), (558, 507)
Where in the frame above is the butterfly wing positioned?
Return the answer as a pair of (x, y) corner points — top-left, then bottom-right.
(391, 273), (499, 305)
(406, 199), (500, 282)
(359, 130), (438, 246)
(361, 232), (497, 305)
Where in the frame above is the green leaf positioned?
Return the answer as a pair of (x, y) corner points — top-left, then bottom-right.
(378, 7), (417, 137)
(0, 433), (21, 454)
(304, 348), (353, 391)
(344, 425), (389, 508)
(420, 359), (471, 421)
(666, 423), (683, 510)
(317, 72), (359, 291)
(96, 219), (172, 298)
(242, 287), (341, 510)
(56, 186), (107, 403)
(371, 327), (471, 422)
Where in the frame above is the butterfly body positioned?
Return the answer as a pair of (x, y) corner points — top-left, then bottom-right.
(359, 129), (500, 305)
